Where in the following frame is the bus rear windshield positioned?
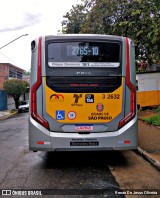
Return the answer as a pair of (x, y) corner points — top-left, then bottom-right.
(47, 42), (121, 68)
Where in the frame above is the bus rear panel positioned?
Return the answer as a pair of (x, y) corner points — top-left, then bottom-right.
(29, 34), (137, 151)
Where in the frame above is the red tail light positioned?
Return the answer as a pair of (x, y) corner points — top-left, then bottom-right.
(31, 37), (49, 130)
(118, 38), (136, 129)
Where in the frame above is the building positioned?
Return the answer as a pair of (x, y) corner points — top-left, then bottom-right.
(0, 63), (25, 110)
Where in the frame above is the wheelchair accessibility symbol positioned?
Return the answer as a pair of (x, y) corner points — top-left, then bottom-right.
(56, 110), (65, 120)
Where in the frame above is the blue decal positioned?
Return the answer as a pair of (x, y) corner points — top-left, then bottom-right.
(56, 110), (65, 120)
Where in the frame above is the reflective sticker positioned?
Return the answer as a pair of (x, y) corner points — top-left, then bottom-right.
(118, 140), (130, 144)
(44, 142), (51, 145)
(124, 140), (130, 144)
(37, 141), (51, 145)
(37, 141), (44, 144)
(68, 111), (76, 120)
(56, 110), (65, 120)
(75, 124), (93, 131)
(118, 141), (124, 144)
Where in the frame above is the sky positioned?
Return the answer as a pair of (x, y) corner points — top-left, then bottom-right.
(0, 0), (79, 71)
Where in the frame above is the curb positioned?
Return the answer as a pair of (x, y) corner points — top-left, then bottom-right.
(137, 146), (160, 170)
(0, 112), (18, 121)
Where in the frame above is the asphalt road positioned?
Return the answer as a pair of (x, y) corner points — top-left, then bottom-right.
(0, 113), (159, 198)
(0, 113), (124, 197)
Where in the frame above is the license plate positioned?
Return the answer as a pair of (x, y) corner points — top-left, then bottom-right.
(70, 142), (99, 146)
(75, 124), (93, 131)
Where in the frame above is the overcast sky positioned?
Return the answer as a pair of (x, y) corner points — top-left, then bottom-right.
(0, 0), (79, 71)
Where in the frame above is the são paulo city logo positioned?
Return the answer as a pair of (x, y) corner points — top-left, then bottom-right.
(96, 103), (104, 112)
(50, 94), (64, 102)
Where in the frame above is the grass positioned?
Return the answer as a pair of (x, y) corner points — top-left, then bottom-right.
(142, 115), (160, 126)
(140, 106), (160, 126)
(156, 106), (160, 113)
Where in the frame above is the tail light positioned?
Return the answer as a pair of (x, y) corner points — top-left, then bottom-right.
(118, 38), (136, 129)
(31, 37), (49, 130)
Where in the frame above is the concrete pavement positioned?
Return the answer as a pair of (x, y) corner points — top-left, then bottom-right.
(137, 119), (160, 170)
(0, 110), (18, 120)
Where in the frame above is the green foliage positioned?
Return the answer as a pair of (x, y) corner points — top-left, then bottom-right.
(142, 115), (160, 126)
(62, 4), (87, 34)
(3, 79), (30, 109)
(156, 106), (160, 113)
(3, 79), (29, 96)
(23, 70), (31, 76)
(62, 0), (160, 69)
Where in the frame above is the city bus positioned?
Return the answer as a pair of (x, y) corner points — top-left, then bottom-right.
(29, 34), (137, 151)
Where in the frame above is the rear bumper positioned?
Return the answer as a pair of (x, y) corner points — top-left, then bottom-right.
(29, 116), (138, 151)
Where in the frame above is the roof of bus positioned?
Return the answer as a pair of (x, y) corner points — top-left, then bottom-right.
(45, 34), (124, 42)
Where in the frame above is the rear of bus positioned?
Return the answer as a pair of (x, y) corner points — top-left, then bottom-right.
(29, 34), (137, 151)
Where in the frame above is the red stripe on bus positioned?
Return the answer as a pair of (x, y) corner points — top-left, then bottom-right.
(118, 38), (136, 129)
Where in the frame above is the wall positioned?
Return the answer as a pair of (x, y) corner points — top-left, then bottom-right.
(136, 72), (160, 108)
(0, 64), (8, 90)
(0, 90), (7, 110)
(7, 95), (24, 110)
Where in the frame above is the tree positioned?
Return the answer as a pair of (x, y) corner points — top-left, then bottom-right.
(62, 4), (87, 33)
(3, 79), (29, 109)
(23, 69), (31, 76)
(62, 0), (160, 70)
